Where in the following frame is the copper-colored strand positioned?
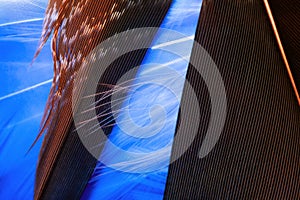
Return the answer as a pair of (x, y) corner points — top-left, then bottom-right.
(263, 0), (300, 106)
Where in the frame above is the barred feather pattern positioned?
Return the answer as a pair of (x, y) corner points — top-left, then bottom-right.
(34, 0), (172, 199)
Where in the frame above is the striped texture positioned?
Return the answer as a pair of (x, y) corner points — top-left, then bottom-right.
(164, 0), (300, 199)
(34, 1), (172, 199)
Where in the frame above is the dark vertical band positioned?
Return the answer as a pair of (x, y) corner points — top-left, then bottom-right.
(164, 0), (300, 199)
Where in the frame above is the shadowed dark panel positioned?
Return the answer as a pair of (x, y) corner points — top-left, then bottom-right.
(164, 0), (300, 199)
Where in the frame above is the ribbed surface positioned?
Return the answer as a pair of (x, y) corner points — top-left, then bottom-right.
(41, 50), (153, 200)
(164, 0), (300, 199)
(268, 0), (300, 93)
(35, 1), (172, 199)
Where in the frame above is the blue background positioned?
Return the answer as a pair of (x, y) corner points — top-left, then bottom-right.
(0, 1), (51, 198)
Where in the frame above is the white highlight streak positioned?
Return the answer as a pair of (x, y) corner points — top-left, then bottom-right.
(151, 35), (194, 49)
(0, 79), (52, 101)
(0, 18), (44, 27)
